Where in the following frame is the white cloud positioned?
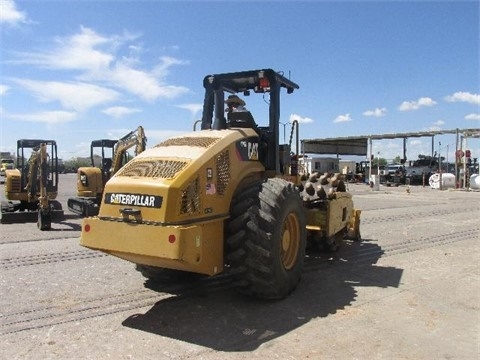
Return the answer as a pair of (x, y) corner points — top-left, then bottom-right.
(153, 56), (189, 77)
(465, 113), (480, 121)
(102, 106), (142, 118)
(0, 84), (9, 95)
(333, 113), (352, 123)
(108, 62), (189, 102)
(423, 120), (444, 132)
(176, 103), (203, 117)
(398, 97), (437, 111)
(14, 26), (118, 71)
(13, 78), (120, 112)
(363, 107), (387, 117)
(289, 113), (313, 124)
(9, 26), (189, 102)
(0, 0), (28, 25)
(5, 110), (77, 124)
(445, 91), (480, 105)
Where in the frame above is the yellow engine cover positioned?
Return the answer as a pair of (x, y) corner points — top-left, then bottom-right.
(80, 128), (265, 275)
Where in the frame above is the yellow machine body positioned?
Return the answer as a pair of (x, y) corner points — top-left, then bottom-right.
(81, 128), (264, 275)
(76, 167), (103, 198)
(306, 192), (355, 238)
(79, 69), (361, 299)
(4, 169), (59, 202)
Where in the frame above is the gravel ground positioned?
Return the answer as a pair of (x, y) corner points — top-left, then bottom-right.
(1, 174), (479, 359)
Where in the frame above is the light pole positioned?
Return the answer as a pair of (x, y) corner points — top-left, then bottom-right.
(377, 151), (380, 175)
(377, 151), (380, 184)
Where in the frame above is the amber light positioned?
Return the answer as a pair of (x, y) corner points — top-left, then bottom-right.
(168, 234), (176, 243)
(84, 224), (91, 232)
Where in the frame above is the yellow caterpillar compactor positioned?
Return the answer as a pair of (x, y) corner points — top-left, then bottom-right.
(67, 126), (146, 217)
(80, 69), (361, 299)
(1, 139), (63, 230)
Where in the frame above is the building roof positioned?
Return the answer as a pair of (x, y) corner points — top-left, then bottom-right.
(301, 128), (480, 156)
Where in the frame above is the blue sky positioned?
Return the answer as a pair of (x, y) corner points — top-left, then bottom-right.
(1, 0), (479, 162)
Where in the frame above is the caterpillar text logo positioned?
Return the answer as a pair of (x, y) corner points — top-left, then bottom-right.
(105, 193), (163, 208)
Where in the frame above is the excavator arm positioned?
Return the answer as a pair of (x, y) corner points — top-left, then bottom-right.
(25, 143), (49, 209)
(110, 126), (147, 175)
(23, 143), (60, 230)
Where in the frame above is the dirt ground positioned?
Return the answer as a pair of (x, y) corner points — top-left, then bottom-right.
(1, 174), (479, 359)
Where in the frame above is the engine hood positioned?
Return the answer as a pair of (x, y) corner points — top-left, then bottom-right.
(97, 128), (264, 224)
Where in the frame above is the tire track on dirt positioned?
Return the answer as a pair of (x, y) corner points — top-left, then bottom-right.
(1, 205), (477, 269)
(1, 249), (107, 269)
(1, 227), (478, 336)
(361, 206), (478, 225)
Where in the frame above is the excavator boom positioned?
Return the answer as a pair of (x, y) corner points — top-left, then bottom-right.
(110, 126), (147, 175)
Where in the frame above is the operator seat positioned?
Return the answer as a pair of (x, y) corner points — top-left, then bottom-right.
(102, 158), (113, 182)
(227, 111), (260, 134)
(102, 158), (112, 173)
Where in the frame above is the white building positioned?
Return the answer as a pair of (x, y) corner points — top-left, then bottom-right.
(299, 156), (339, 175)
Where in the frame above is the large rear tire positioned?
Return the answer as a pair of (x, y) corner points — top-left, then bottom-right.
(226, 178), (306, 299)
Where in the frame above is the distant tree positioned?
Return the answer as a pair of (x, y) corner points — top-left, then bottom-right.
(393, 156), (401, 164)
(371, 157), (388, 167)
(63, 158), (91, 173)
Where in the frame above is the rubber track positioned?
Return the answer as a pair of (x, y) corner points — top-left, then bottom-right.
(1, 227), (478, 336)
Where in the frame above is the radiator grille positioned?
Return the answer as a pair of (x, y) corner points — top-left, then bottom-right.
(179, 177), (201, 215)
(156, 137), (219, 148)
(216, 150), (230, 195)
(116, 159), (188, 179)
(11, 178), (22, 192)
